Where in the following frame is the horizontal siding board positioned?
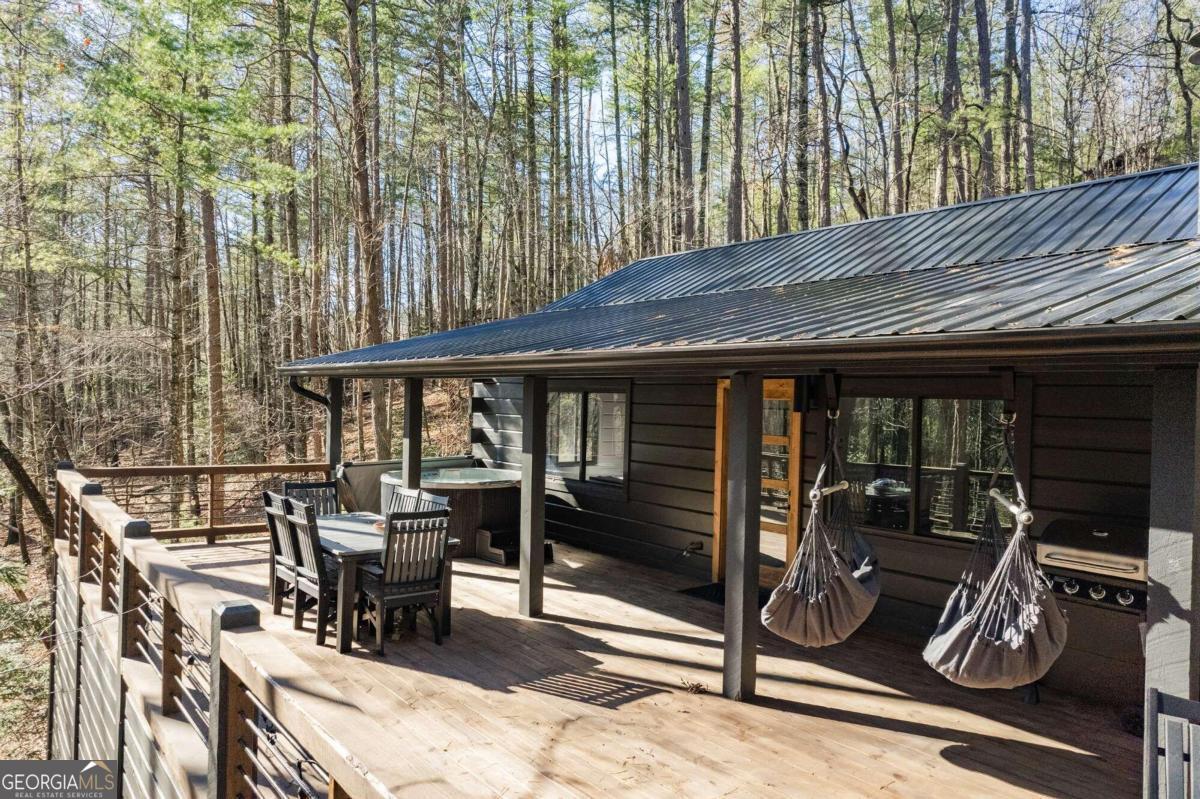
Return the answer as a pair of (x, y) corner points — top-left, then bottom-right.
(629, 462), (714, 492)
(631, 422), (714, 448)
(632, 383), (716, 406)
(1030, 476), (1149, 520)
(1033, 385), (1153, 420)
(632, 403), (715, 427)
(628, 480), (713, 515)
(1030, 416), (1150, 453)
(547, 504), (710, 552)
(630, 442), (713, 469)
(1032, 446), (1150, 486)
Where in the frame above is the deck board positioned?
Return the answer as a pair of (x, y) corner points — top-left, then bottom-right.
(167, 539), (1142, 798)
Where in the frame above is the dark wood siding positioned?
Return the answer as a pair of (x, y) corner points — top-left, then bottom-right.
(805, 371), (1149, 704)
(473, 370), (1149, 704)
(474, 377), (717, 576)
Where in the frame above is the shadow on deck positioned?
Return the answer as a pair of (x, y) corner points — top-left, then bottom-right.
(167, 538), (1141, 798)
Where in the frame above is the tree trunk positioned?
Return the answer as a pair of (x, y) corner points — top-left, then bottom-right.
(974, 0), (995, 197)
(728, 0), (745, 242)
(697, 0), (719, 245)
(1019, 0), (1034, 190)
(673, 0), (694, 247)
(934, 0), (961, 207)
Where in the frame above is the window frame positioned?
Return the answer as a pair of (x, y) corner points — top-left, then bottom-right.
(545, 379), (632, 497)
(835, 375), (1024, 546)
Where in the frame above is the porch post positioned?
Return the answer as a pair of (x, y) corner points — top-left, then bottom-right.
(723, 371), (762, 700)
(1146, 365), (1200, 700)
(326, 377), (344, 467)
(519, 375), (547, 617)
(402, 377), (423, 489)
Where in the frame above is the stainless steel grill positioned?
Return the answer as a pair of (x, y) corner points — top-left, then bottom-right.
(1037, 519), (1147, 611)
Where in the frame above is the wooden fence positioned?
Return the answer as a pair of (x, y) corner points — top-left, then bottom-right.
(47, 465), (400, 799)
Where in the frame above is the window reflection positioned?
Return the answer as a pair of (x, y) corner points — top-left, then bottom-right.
(918, 399), (1013, 537)
(546, 388), (628, 486)
(837, 397), (914, 531)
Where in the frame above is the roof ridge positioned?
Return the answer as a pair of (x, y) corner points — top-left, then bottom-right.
(533, 238), (1198, 314)
(603, 162), (1198, 270)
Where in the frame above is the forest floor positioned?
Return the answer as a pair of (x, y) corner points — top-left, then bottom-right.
(0, 539), (52, 759)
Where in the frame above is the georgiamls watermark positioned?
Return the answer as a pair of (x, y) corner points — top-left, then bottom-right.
(0, 760), (116, 799)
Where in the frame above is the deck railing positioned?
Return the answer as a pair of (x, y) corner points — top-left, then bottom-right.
(49, 465), (401, 799)
(73, 462), (329, 542)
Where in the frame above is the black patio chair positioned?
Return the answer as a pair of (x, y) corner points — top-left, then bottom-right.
(283, 479), (341, 516)
(357, 507), (451, 654)
(283, 497), (340, 646)
(385, 486), (449, 515)
(262, 491), (299, 616)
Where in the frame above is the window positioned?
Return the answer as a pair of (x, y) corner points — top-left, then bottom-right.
(837, 394), (1013, 540)
(838, 398), (914, 531)
(918, 399), (1013, 538)
(546, 385), (628, 487)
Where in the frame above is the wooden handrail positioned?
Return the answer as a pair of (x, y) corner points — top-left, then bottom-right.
(77, 462), (330, 478)
(52, 467), (397, 798)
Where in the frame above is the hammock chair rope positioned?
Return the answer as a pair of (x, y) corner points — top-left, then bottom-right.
(923, 414), (1069, 689)
(761, 410), (881, 648)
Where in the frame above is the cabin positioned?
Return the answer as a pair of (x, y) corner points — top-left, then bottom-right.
(46, 164), (1200, 797)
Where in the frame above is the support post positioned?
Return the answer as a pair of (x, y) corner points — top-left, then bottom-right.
(723, 372), (762, 701)
(402, 377), (423, 489)
(208, 600), (261, 799)
(520, 375), (547, 617)
(1146, 366), (1200, 700)
(326, 377), (344, 469)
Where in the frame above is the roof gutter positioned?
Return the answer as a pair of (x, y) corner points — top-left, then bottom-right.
(277, 322), (1200, 379)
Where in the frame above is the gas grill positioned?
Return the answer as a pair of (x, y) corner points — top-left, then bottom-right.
(1036, 519), (1147, 612)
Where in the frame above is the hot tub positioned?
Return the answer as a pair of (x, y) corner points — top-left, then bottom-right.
(381, 467), (521, 557)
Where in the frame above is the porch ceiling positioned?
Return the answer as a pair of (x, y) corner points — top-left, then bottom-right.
(283, 239), (1200, 378)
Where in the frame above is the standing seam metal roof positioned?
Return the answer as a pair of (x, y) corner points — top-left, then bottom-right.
(285, 165), (1200, 374)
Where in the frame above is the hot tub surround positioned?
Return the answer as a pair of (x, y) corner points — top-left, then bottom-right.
(382, 466), (521, 558)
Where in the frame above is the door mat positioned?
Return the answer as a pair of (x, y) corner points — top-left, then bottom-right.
(678, 582), (773, 608)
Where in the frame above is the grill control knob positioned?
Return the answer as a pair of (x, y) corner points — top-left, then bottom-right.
(1062, 579), (1080, 595)
(1116, 590), (1135, 607)
(1088, 584), (1107, 601)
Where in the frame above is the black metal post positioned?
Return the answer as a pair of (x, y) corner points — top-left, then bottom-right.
(402, 377), (423, 489)
(1147, 366), (1200, 700)
(520, 375), (547, 617)
(723, 371), (762, 700)
(326, 378), (344, 468)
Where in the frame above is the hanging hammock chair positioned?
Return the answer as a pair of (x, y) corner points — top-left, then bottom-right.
(923, 418), (1068, 689)
(761, 412), (880, 647)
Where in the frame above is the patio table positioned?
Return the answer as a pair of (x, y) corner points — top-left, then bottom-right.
(316, 512), (459, 654)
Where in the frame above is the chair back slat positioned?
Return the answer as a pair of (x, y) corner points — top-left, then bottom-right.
(262, 491), (298, 568)
(285, 498), (327, 588)
(1146, 687), (1200, 798)
(387, 487), (449, 515)
(284, 480), (341, 516)
(381, 511), (449, 587)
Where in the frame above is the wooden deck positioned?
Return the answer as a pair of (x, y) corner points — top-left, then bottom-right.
(168, 539), (1142, 799)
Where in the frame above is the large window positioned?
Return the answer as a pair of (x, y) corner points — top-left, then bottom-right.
(546, 385), (628, 488)
(838, 395), (1013, 539)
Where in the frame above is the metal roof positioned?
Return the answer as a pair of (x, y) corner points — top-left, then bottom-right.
(285, 165), (1200, 377)
(545, 163), (1199, 311)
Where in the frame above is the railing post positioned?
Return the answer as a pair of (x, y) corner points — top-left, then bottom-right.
(208, 600), (260, 799)
(113, 519), (149, 798)
(207, 471), (223, 545)
(951, 462), (969, 532)
(53, 461), (73, 541)
(116, 521), (152, 660)
(71, 481), (102, 562)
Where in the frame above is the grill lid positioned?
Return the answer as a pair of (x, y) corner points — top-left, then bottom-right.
(1036, 518), (1147, 582)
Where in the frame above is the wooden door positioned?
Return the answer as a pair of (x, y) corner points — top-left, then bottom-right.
(712, 378), (804, 586)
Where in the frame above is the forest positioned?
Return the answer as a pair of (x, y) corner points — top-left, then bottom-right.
(0, 0), (1196, 676)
